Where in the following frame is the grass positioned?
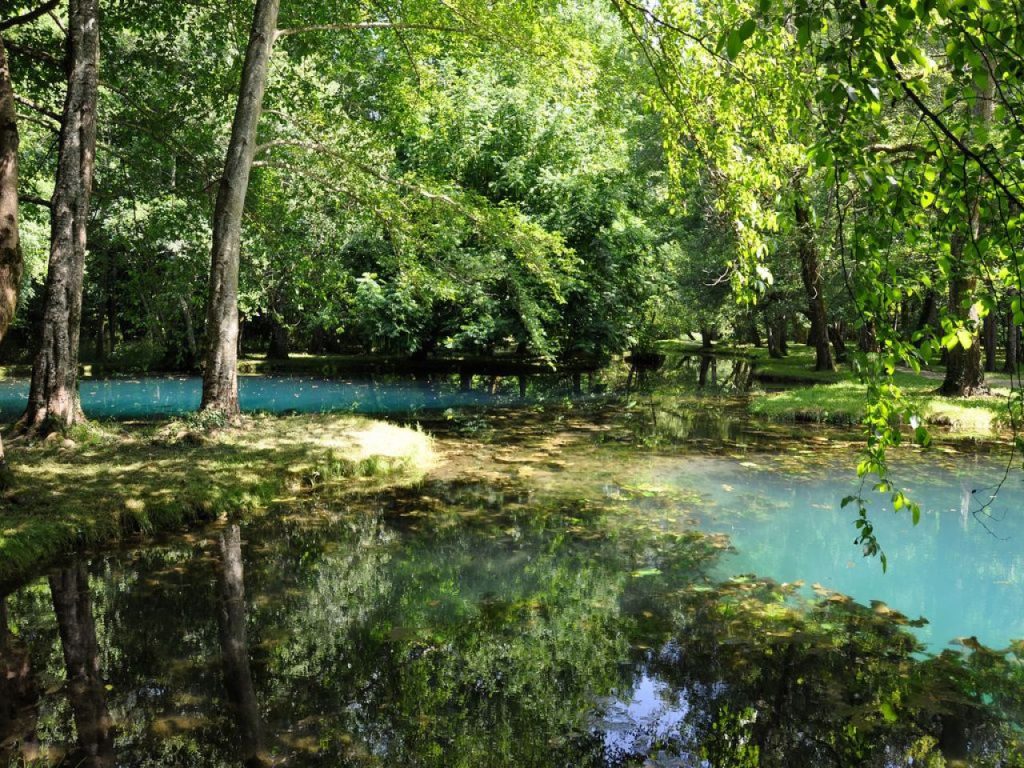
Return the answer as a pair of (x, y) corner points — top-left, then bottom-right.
(0, 413), (435, 586)
(659, 339), (1014, 438)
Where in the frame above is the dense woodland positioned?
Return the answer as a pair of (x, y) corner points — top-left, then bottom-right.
(1, 0), (1023, 476)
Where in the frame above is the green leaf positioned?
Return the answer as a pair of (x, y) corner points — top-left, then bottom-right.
(920, 190), (935, 208)
(726, 30), (744, 59)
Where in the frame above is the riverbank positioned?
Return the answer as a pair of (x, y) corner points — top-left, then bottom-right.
(662, 341), (1014, 438)
(0, 414), (435, 586)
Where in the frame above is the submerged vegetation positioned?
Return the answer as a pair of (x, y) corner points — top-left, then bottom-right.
(2, 0), (1024, 763)
(0, 414), (433, 585)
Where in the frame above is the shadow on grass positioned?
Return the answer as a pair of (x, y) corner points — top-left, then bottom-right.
(0, 414), (433, 587)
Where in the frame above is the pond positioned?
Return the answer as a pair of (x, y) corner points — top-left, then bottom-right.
(1, 357), (1023, 766)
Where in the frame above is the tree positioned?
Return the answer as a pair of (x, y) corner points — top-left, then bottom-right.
(20, 0), (99, 432)
(201, 0), (280, 416)
(0, 35), (23, 477)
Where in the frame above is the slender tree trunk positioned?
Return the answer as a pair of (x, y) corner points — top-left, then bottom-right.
(201, 0), (280, 415)
(983, 309), (997, 372)
(21, 0), (98, 433)
(0, 36), (22, 478)
(49, 565), (114, 767)
(940, 56), (993, 396)
(179, 296), (198, 369)
(216, 525), (271, 768)
(1005, 298), (1018, 374)
(793, 183), (835, 371)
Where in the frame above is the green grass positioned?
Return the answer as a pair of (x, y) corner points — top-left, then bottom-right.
(659, 339), (1014, 437)
(0, 413), (435, 586)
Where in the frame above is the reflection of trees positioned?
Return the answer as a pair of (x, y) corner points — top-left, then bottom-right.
(0, 596), (40, 764)
(633, 575), (1024, 767)
(216, 524), (272, 768)
(49, 565), (115, 767)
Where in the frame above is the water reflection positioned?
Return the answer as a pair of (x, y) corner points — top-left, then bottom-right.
(49, 565), (115, 767)
(216, 525), (271, 768)
(0, 597), (40, 765)
(2, 484), (1021, 766)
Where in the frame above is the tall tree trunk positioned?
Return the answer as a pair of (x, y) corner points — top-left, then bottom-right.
(21, 0), (98, 432)
(0, 36), (22, 479)
(216, 525), (271, 768)
(201, 0), (280, 415)
(940, 56), (993, 396)
(1005, 298), (1018, 374)
(49, 565), (114, 767)
(793, 183), (835, 372)
(983, 309), (997, 372)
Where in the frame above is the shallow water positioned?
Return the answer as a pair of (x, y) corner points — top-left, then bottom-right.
(0, 375), (508, 421)
(2, 358), (1023, 765)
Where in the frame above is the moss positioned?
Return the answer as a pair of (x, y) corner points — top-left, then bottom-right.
(0, 413), (435, 586)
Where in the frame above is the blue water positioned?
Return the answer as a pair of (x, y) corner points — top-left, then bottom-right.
(647, 454), (1024, 651)
(0, 375), (499, 420)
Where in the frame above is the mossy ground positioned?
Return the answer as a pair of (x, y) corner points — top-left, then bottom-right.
(661, 340), (1014, 437)
(0, 414), (435, 586)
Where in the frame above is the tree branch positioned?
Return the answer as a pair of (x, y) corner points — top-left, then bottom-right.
(14, 93), (61, 123)
(273, 21), (466, 42)
(885, 54), (1023, 209)
(0, 0), (61, 32)
(22, 195), (52, 209)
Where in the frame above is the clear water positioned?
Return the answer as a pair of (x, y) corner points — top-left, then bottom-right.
(0, 375), (514, 421)
(1, 360), (1023, 765)
(647, 453), (1024, 651)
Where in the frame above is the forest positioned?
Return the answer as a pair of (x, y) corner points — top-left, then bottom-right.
(2, 0), (1024, 766)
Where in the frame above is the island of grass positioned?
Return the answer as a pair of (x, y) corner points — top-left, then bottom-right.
(0, 414), (435, 587)
(661, 340), (1014, 438)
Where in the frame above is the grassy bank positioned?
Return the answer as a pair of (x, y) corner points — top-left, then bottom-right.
(661, 340), (1014, 437)
(0, 414), (435, 586)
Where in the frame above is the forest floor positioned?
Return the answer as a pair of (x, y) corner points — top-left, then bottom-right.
(664, 341), (1015, 437)
(0, 414), (435, 586)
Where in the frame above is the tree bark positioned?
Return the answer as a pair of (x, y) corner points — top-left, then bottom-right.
(793, 184), (835, 371)
(49, 565), (114, 767)
(216, 525), (271, 768)
(21, 0), (98, 432)
(983, 309), (997, 372)
(0, 36), (23, 477)
(1005, 297), (1018, 374)
(201, 0), (280, 415)
(940, 55), (993, 396)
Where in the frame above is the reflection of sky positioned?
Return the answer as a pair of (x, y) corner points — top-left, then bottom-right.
(597, 668), (690, 766)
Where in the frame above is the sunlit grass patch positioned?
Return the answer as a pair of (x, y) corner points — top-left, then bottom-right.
(0, 414), (435, 585)
(748, 377), (1011, 437)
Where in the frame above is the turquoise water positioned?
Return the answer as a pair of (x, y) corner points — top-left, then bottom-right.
(0, 375), (506, 420)
(1, 367), (1023, 764)
(645, 453), (1024, 651)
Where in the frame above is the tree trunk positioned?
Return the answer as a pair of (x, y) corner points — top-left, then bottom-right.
(940, 56), (992, 396)
(21, 0), (99, 433)
(983, 309), (997, 372)
(0, 35), (23, 479)
(49, 565), (114, 767)
(793, 185), (835, 372)
(216, 525), (271, 768)
(179, 296), (198, 370)
(1005, 299), (1018, 374)
(266, 315), (288, 360)
(201, 0), (280, 415)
